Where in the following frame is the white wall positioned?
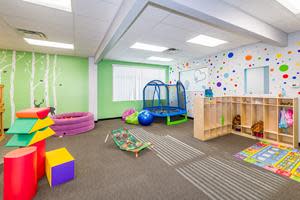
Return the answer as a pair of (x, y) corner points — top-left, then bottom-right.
(88, 57), (98, 120)
(170, 31), (300, 141)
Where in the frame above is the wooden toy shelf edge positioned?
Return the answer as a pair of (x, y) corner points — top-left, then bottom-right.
(194, 96), (299, 148)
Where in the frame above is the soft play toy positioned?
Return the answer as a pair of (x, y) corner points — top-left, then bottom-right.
(125, 111), (139, 125)
(4, 147), (38, 200)
(51, 112), (95, 136)
(109, 128), (151, 157)
(138, 110), (154, 126)
(122, 108), (136, 121)
(251, 121), (264, 138)
(45, 148), (75, 187)
(232, 115), (241, 131)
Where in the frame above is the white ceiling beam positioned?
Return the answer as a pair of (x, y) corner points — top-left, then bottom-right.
(153, 0), (288, 46)
(95, 0), (288, 63)
(94, 0), (148, 63)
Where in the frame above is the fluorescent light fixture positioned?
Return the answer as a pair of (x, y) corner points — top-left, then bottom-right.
(23, 0), (72, 12)
(147, 56), (173, 62)
(187, 34), (227, 47)
(24, 38), (74, 49)
(130, 42), (168, 52)
(276, 0), (300, 14)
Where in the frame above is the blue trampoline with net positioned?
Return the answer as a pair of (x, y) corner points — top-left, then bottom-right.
(142, 80), (187, 125)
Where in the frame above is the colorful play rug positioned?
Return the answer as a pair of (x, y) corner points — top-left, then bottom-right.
(110, 128), (151, 158)
(235, 141), (300, 182)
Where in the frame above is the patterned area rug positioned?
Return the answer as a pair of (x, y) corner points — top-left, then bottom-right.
(235, 141), (300, 182)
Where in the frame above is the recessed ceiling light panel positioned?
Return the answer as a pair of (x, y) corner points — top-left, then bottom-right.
(276, 0), (300, 14)
(130, 42), (168, 52)
(187, 34), (227, 47)
(23, 0), (72, 12)
(24, 38), (74, 49)
(147, 56), (173, 62)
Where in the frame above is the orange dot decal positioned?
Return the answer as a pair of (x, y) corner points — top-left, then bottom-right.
(245, 55), (252, 61)
(270, 68), (274, 72)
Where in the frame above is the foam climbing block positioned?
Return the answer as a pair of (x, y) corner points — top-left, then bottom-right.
(30, 139), (46, 180)
(3, 147), (37, 200)
(16, 107), (50, 119)
(6, 117), (54, 134)
(45, 148), (75, 187)
(6, 127), (55, 147)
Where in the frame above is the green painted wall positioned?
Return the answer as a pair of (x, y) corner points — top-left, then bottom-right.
(98, 59), (169, 119)
(0, 49), (88, 128)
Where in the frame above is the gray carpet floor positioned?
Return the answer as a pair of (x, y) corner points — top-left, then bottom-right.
(1, 119), (300, 200)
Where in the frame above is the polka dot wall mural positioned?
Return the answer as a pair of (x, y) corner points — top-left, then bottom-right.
(279, 64), (289, 72)
(245, 55), (252, 61)
(169, 32), (300, 117)
(228, 52), (234, 58)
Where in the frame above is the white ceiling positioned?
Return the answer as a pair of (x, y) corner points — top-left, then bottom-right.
(223, 0), (300, 33)
(105, 5), (259, 65)
(0, 0), (300, 60)
(0, 0), (123, 57)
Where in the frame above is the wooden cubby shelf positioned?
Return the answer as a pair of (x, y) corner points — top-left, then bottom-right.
(194, 96), (299, 148)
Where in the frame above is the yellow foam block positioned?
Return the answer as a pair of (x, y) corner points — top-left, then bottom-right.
(28, 127), (55, 145)
(30, 117), (54, 133)
(46, 148), (75, 167)
(45, 148), (75, 186)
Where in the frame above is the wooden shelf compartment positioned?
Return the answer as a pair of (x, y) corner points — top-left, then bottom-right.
(232, 96), (241, 103)
(264, 131), (278, 142)
(278, 134), (293, 146)
(204, 104), (210, 130)
(193, 96), (298, 148)
(278, 98), (293, 107)
(241, 103), (251, 128)
(264, 98), (277, 106)
(241, 127), (252, 136)
(242, 97), (251, 104)
(264, 105), (278, 133)
(252, 97), (263, 105)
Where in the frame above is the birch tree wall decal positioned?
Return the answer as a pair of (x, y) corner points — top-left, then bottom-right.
(52, 54), (57, 110)
(0, 50), (11, 84)
(44, 54), (50, 107)
(25, 53), (45, 107)
(10, 51), (26, 125)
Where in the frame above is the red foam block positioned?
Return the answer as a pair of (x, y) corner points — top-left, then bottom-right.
(16, 107), (50, 119)
(4, 147), (37, 200)
(30, 139), (46, 180)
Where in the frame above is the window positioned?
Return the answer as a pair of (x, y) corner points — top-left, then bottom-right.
(113, 65), (166, 101)
(244, 66), (269, 95)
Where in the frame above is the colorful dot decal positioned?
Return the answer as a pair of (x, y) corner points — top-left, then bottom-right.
(228, 52), (234, 58)
(245, 55), (252, 61)
(217, 82), (222, 87)
(283, 74), (288, 79)
(224, 73), (229, 78)
(279, 64), (289, 72)
(276, 53), (282, 58)
(266, 58), (270, 61)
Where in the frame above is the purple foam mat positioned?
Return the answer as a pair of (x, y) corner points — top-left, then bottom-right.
(52, 160), (75, 187)
(52, 120), (93, 131)
(54, 123), (95, 136)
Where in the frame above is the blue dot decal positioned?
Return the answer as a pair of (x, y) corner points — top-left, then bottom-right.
(228, 52), (234, 58)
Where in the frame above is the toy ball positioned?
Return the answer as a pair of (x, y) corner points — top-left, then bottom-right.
(138, 110), (154, 126)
